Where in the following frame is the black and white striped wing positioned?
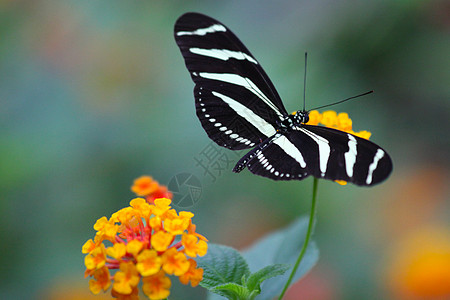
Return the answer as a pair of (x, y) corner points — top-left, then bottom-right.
(236, 125), (392, 186)
(174, 12), (288, 150)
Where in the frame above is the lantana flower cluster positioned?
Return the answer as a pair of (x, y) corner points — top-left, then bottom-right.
(306, 110), (372, 140)
(82, 178), (207, 300)
(306, 110), (371, 140)
(306, 110), (372, 185)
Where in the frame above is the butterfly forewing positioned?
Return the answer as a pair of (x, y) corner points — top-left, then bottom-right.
(175, 13), (288, 149)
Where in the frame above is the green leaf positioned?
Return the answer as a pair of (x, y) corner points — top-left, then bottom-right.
(245, 264), (290, 292)
(212, 283), (250, 299)
(242, 216), (319, 300)
(204, 218), (319, 300)
(198, 244), (251, 298)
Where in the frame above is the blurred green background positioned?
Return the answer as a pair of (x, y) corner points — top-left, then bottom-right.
(1, 1), (449, 299)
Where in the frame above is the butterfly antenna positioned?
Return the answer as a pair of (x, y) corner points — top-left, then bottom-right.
(303, 52), (307, 112)
(308, 90), (374, 112)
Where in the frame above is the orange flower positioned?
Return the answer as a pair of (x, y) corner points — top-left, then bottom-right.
(187, 221), (209, 242)
(113, 262), (140, 295)
(84, 244), (107, 271)
(126, 240), (144, 257)
(111, 286), (139, 300)
(82, 177), (207, 299)
(179, 259), (204, 287)
(162, 247), (190, 276)
(94, 217), (119, 242)
(107, 243), (127, 260)
(142, 270), (171, 300)
(89, 266), (111, 294)
(151, 231), (174, 252)
(137, 249), (162, 277)
(131, 176), (159, 196)
(320, 110), (338, 128)
(146, 185), (172, 204)
(306, 110), (371, 139)
(82, 239), (96, 254)
(182, 234), (208, 257)
(385, 226), (450, 299)
(334, 180), (347, 186)
(307, 110), (322, 125)
(131, 175), (173, 204)
(130, 197), (152, 219)
(353, 130), (371, 140)
(336, 112), (352, 131)
(164, 213), (191, 235)
(152, 198), (172, 217)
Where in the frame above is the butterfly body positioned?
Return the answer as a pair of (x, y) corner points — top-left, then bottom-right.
(175, 13), (392, 186)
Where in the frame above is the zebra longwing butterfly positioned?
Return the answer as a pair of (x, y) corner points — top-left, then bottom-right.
(174, 13), (392, 186)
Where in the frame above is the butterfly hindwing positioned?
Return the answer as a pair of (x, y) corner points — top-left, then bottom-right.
(302, 125), (392, 185)
(234, 132), (310, 180)
(239, 125), (392, 186)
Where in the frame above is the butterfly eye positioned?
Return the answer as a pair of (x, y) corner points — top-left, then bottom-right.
(304, 115), (309, 124)
(301, 112), (309, 124)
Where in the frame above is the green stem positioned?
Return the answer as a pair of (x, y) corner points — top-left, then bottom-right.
(278, 178), (319, 300)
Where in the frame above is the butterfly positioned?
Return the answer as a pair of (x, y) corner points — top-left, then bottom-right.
(174, 12), (392, 186)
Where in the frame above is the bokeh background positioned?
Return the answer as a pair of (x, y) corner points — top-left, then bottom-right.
(1, 1), (449, 299)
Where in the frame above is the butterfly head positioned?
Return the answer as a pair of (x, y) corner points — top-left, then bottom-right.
(293, 110), (309, 125)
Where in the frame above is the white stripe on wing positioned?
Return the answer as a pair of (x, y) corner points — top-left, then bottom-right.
(298, 127), (330, 176)
(190, 48), (258, 64)
(176, 24), (226, 36)
(273, 135), (307, 168)
(366, 149), (384, 185)
(344, 134), (358, 178)
(211, 91), (277, 138)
